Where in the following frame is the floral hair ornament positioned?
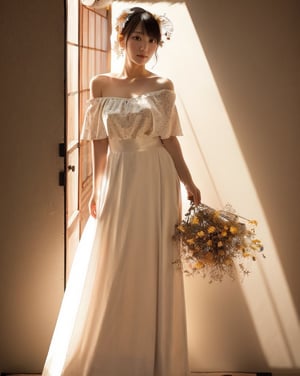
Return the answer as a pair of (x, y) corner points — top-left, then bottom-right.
(115, 8), (174, 47)
(156, 14), (174, 44)
(115, 9), (130, 38)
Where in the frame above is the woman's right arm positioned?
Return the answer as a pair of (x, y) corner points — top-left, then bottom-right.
(89, 75), (108, 218)
(89, 138), (108, 218)
(162, 136), (201, 206)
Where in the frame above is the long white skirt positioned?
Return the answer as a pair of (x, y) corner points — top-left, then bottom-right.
(42, 137), (189, 376)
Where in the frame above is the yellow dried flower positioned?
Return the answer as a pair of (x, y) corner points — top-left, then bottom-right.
(221, 230), (228, 237)
(249, 220), (258, 226)
(177, 225), (185, 233)
(206, 239), (213, 246)
(197, 230), (205, 238)
(191, 216), (200, 225)
(195, 261), (205, 269)
(252, 239), (261, 244)
(230, 226), (238, 234)
(217, 241), (223, 248)
(208, 226), (216, 234)
(186, 238), (195, 245)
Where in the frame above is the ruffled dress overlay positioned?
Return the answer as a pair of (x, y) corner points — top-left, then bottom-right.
(42, 89), (189, 376)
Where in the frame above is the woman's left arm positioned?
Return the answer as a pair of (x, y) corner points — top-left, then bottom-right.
(162, 136), (201, 205)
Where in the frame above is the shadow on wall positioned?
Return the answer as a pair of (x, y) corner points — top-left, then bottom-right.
(184, 0), (300, 374)
(184, 0), (300, 300)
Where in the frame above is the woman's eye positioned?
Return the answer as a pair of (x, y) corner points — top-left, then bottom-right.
(132, 35), (141, 41)
(149, 38), (157, 44)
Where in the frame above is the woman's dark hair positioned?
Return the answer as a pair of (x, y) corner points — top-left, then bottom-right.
(121, 7), (161, 45)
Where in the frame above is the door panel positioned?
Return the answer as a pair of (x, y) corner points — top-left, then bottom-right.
(67, 147), (79, 223)
(0, 1), (65, 372)
(67, 94), (79, 144)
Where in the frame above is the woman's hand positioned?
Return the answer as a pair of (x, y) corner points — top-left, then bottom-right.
(89, 194), (97, 218)
(185, 181), (201, 206)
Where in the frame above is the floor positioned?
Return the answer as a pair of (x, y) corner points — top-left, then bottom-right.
(1, 374), (285, 376)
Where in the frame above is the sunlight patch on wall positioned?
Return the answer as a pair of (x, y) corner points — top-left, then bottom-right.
(111, 1), (300, 371)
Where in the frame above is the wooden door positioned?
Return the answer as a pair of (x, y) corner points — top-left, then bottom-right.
(0, 1), (65, 372)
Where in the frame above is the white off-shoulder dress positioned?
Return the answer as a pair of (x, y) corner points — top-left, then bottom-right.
(42, 89), (189, 376)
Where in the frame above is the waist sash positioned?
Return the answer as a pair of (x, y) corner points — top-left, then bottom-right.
(109, 137), (162, 152)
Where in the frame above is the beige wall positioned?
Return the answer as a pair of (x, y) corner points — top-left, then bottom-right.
(0, 1), (65, 373)
(181, 0), (300, 374)
(186, 0), (300, 304)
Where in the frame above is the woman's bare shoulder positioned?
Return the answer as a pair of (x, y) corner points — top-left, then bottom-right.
(152, 76), (175, 92)
(89, 73), (115, 98)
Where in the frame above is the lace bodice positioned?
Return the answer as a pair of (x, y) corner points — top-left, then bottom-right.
(81, 89), (182, 141)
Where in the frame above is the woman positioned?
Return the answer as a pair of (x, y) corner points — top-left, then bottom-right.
(42, 7), (200, 376)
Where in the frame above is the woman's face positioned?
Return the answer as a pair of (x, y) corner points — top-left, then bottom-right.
(123, 22), (158, 66)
